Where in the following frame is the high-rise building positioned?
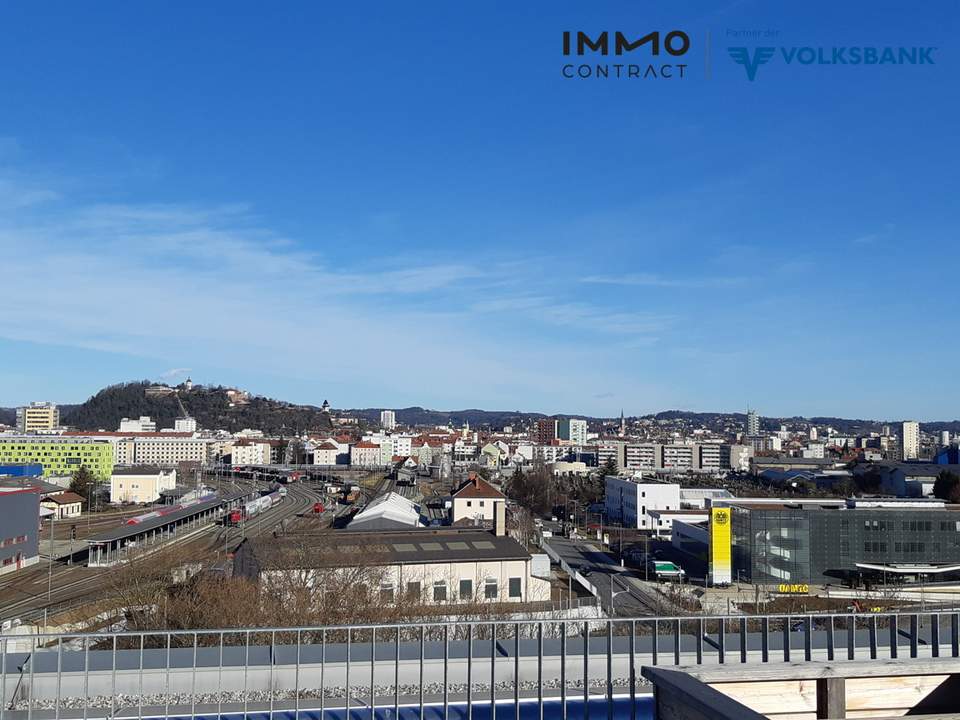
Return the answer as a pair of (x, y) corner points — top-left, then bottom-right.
(15, 402), (60, 433)
(534, 419), (557, 445)
(380, 410), (396, 431)
(940, 430), (952, 448)
(902, 421), (920, 460)
(745, 409), (760, 436)
(809, 426), (818, 441)
(556, 418), (588, 446)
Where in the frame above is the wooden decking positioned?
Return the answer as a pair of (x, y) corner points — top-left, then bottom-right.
(643, 658), (960, 719)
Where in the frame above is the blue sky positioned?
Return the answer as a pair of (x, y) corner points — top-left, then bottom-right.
(0, 1), (957, 419)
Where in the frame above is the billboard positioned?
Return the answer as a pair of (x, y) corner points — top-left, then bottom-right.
(709, 507), (732, 585)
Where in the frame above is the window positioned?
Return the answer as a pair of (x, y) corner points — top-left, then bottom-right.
(380, 583), (394, 603)
(406, 581), (421, 601)
(433, 581), (447, 602)
(484, 578), (498, 599)
(508, 578), (522, 598)
(459, 579), (473, 599)
(479, 501), (485, 507)
(466, 501), (472, 507)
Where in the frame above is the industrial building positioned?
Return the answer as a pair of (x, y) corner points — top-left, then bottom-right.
(0, 486), (40, 576)
(0, 437), (114, 478)
(347, 492), (425, 531)
(234, 524), (551, 605)
(701, 497), (960, 586)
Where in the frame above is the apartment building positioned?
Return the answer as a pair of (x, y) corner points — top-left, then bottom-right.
(597, 441), (625, 471)
(351, 441), (383, 467)
(118, 416), (157, 433)
(624, 443), (659, 471)
(15, 402), (60, 433)
(557, 419), (588, 446)
(230, 440), (272, 465)
(604, 475), (681, 530)
(0, 437), (113, 479)
(110, 466), (177, 504)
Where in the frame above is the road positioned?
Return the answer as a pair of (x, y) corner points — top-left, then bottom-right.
(545, 537), (675, 616)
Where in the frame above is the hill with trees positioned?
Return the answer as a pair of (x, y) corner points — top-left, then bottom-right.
(58, 381), (334, 434)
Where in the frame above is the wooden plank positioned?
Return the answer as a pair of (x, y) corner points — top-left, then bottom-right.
(681, 657), (960, 682)
(816, 677), (845, 719)
(641, 667), (767, 720)
(710, 674), (953, 718)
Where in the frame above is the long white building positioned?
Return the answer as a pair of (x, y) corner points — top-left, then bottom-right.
(604, 475), (680, 530)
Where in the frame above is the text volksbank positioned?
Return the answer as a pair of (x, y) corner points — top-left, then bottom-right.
(562, 31), (690, 80)
(730, 44), (936, 81)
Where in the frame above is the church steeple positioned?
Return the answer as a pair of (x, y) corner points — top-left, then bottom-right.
(619, 409), (625, 437)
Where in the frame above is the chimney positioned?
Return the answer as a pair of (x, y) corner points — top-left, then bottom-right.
(494, 500), (506, 537)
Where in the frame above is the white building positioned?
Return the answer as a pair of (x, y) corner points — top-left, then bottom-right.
(380, 410), (397, 431)
(132, 437), (215, 466)
(118, 417), (157, 433)
(174, 417), (198, 433)
(351, 441), (383, 467)
(230, 440), (272, 465)
(557, 418), (588, 446)
(110, 466), (177, 504)
(902, 421), (920, 460)
(941, 431), (952, 447)
(313, 441), (341, 466)
(241, 527), (550, 606)
(604, 476), (680, 530)
(450, 473), (507, 524)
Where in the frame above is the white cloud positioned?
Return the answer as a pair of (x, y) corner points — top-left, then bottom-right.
(0, 173), (671, 412)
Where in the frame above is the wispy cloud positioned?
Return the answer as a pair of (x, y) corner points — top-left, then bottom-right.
(581, 273), (745, 288)
(0, 167), (671, 412)
(160, 367), (192, 381)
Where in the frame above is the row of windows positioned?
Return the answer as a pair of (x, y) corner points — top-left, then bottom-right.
(1, 536), (28, 547)
(379, 578), (523, 603)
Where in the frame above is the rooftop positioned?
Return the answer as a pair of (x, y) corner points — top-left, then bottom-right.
(246, 528), (530, 570)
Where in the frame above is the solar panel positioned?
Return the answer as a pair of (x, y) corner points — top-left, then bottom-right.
(420, 542), (443, 551)
(446, 541), (469, 550)
(394, 543), (416, 552)
(472, 541), (495, 549)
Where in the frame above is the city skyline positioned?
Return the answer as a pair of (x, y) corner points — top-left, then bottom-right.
(1, 1), (958, 418)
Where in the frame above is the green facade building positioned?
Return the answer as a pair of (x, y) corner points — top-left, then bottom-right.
(0, 437), (114, 479)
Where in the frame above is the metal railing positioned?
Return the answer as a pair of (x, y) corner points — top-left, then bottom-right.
(1, 609), (958, 719)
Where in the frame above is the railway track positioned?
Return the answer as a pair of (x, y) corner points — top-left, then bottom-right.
(0, 481), (327, 624)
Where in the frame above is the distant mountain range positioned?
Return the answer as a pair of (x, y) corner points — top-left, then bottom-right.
(2, 381), (959, 435)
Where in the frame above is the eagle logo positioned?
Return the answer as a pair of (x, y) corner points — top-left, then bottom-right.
(728, 47), (776, 81)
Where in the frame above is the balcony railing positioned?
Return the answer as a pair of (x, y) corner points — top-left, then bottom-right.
(1, 609), (958, 720)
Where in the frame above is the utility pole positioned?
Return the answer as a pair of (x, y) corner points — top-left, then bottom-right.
(47, 515), (54, 602)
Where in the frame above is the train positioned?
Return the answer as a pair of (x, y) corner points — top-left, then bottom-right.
(226, 489), (282, 526)
(125, 494), (217, 525)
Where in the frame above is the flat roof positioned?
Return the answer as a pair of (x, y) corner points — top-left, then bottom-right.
(251, 529), (530, 569)
(86, 497), (225, 544)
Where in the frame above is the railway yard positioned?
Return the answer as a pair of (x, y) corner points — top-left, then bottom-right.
(0, 467), (415, 626)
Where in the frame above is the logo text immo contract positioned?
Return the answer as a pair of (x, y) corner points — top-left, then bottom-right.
(562, 31), (691, 80)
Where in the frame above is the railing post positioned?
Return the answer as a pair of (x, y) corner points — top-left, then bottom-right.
(761, 617), (769, 663)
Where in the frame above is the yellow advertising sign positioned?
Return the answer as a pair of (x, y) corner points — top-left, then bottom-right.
(777, 584), (810, 594)
(709, 507), (732, 585)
